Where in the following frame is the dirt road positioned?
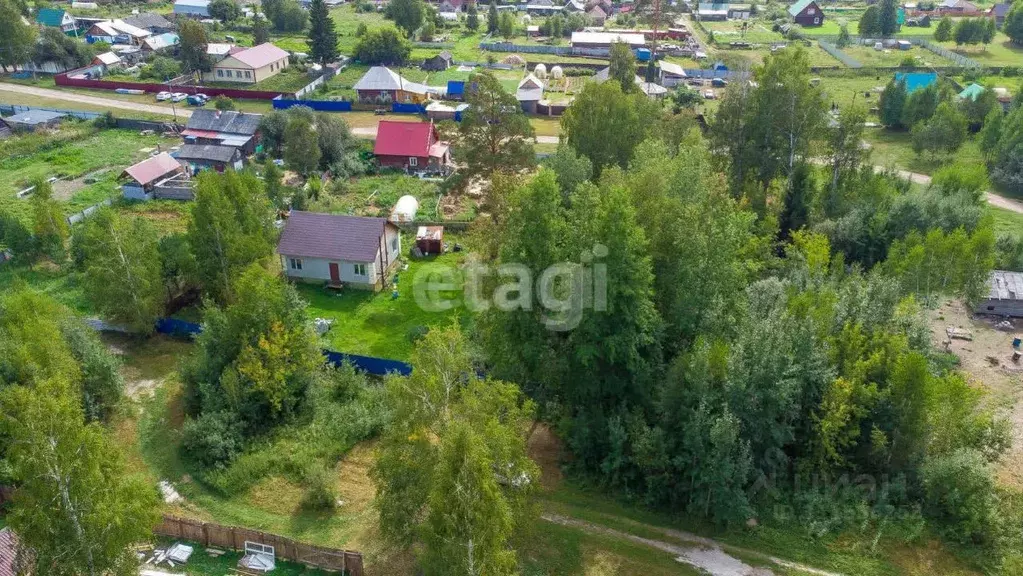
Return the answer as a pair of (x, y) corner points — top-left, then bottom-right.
(351, 125), (560, 144)
(543, 513), (845, 576)
(0, 82), (193, 118)
(875, 165), (1023, 214)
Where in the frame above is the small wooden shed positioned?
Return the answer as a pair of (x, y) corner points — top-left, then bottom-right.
(416, 226), (444, 255)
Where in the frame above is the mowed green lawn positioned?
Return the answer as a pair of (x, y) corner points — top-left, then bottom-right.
(936, 34), (1023, 66)
(864, 128), (985, 175)
(990, 205), (1023, 237)
(298, 246), (471, 361)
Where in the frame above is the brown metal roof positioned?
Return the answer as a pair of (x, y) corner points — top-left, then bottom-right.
(277, 211), (394, 263)
(122, 152), (181, 185)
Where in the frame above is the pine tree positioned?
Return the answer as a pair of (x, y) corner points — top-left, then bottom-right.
(466, 1), (479, 31)
(487, 0), (499, 33)
(307, 0), (339, 65)
(252, 13), (271, 45)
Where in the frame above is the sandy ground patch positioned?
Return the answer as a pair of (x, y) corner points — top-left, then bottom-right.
(528, 422), (565, 492)
(927, 301), (1023, 487)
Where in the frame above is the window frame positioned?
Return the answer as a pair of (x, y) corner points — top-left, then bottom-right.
(354, 263), (367, 277)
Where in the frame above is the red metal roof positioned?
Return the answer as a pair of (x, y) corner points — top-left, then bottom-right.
(0, 528), (18, 576)
(122, 152), (182, 185)
(181, 128), (219, 138)
(373, 121), (436, 158)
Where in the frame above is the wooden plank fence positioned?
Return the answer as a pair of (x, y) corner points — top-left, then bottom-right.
(154, 515), (364, 575)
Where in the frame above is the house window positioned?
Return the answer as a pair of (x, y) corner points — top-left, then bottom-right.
(391, 237), (398, 251)
(408, 157), (418, 167)
(354, 263), (367, 276)
(217, 69), (224, 77)
(814, 16), (819, 23)
(245, 71), (251, 78)
(289, 258), (303, 270)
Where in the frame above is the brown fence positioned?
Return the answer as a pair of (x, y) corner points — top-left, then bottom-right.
(154, 515), (364, 575)
(54, 73), (288, 101)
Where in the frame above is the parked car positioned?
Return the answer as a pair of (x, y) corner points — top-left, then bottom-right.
(171, 92), (188, 102)
(187, 94), (208, 106)
(156, 91), (172, 101)
(703, 90), (716, 100)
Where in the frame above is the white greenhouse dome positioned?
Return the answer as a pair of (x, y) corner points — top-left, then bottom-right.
(391, 195), (419, 223)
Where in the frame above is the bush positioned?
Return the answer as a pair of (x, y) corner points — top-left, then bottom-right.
(93, 111), (117, 129)
(301, 466), (338, 511)
(140, 56), (182, 81)
(357, 1), (375, 12)
(406, 324), (430, 343)
(181, 411), (245, 470)
(213, 95), (236, 111)
(920, 449), (1000, 544)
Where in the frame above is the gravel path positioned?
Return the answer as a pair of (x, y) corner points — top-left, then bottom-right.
(542, 513), (845, 576)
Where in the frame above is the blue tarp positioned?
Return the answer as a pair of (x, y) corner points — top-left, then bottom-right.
(447, 80), (465, 98)
(894, 72), (937, 93)
(271, 98), (352, 112)
(153, 318), (413, 376)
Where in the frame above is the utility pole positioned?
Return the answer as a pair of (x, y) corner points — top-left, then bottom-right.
(648, 0), (661, 82)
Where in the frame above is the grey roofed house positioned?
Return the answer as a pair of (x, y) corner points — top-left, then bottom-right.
(123, 11), (174, 32)
(176, 144), (240, 164)
(185, 109), (261, 136)
(975, 270), (1023, 317)
(277, 212), (395, 263)
(353, 66), (430, 94)
(593, 67), (667, 97)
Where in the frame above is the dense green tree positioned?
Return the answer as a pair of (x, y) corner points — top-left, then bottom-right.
(158, 233), (199, 304)
(258, 110), (289, 157)
(76, 209), (164, 334)
(953, 18), (985, 46)
(182, 264), (322, 439)
(0, 0), (36, 73)
(608, 41), (637, 92)
(267, 0), (307, 32)
(1006, 3), (1023, 44)
(186, 170), (276, 302)
(779, 163), (814, 239)
(498, 10), (515, 38)
(386, 0), (425, 36)
(989, 106), (1023, 194)
(902, 82), (939, 127)
(911, 102), (968, 157)
(487, 0), (498, 33)
(284, 113), (321, 175)
(982, 17), (996, 46)
(213, 95), (236, 111)
(710, 48), (826, 194)
(252, 13), (272, 44)
(885, 226), (994, 302)
(959, 86), (998, 127)
(458, 71), (536, 179)
(316, 113), (363, 176)
(562, 80), (661, 173)
(825, 105), (869, 215)
(307, 0), (339, 64)
(921, 449), (999, 544)
(353, 25), (412, 65)
(178, 19), (212, 73)
(879, 78), (908, 128)
(859, 5), (880, 37)
(30, 177), (68, 263)
(0, 290), (123, 423)
(33, 28), (90, 70)
(878, 0), (900, 36)
(0, 379), (159, 576)
(0, 210), (35, 264)
(934, 16), (953, 41)
(979, 106), (1003, 158)
(837, 23), (851, 47)
(372, 324), (537, 574)
(209, 0), (240, 21)
(541, 144), (593, 203)
(466, 0), (479, 30)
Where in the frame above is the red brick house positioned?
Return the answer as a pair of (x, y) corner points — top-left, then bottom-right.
(788, 0), (824, 26)
(373, 121), (451, 173)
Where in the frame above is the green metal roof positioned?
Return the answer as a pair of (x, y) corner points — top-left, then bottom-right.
(788, 0), (816, 17)
(35, 8), (67, 26)
(958, 83), (985, 101)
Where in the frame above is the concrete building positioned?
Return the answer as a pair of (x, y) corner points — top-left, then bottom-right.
(203, 43), (290, 84)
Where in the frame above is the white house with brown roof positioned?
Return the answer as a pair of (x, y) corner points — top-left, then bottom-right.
(277, 212), (402, 290)
(203, 43), (290, 84)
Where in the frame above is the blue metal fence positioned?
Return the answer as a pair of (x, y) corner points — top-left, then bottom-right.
(153, 318), (413, 376)
(391, 102), (427, 114)
(271, 98), (353, 112)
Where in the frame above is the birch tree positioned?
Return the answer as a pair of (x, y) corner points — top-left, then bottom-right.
(0, 379), (159, 576)
(78, 209), (164, 334)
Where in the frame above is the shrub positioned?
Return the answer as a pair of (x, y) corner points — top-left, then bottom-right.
(920, 448), (1000, 544)
(213, 95), (236, 111)
(93, 111), (117, 129)
(181, 411), (245, 470)
(301, 466), (338, 510)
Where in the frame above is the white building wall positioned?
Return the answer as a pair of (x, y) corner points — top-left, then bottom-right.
(281, 255), (378, 287)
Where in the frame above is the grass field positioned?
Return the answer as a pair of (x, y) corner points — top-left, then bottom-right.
(865, 129), (985, 175)
(839, 44), (958, 68)
(702, 20), (787, 44)
(298, 247), (471, 361)
(991, 205), (1023, 238)
(0, 127), (168, 223)
(936, 34), (1023, 66)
